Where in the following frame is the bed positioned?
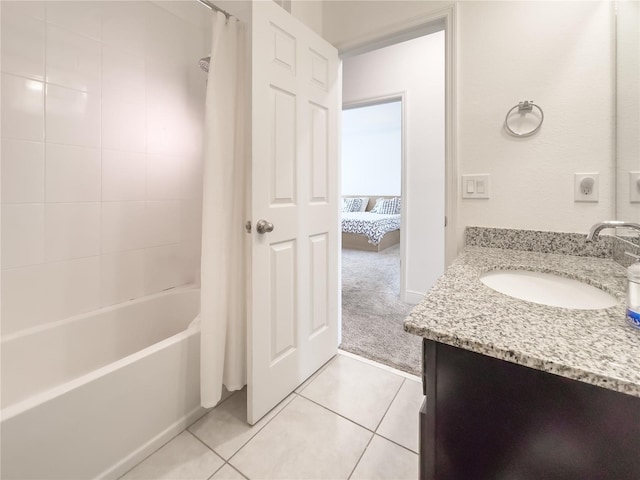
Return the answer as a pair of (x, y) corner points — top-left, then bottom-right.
(341, 196), (401, 252)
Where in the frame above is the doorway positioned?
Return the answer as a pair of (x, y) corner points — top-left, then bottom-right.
(338, 28), (447, 375)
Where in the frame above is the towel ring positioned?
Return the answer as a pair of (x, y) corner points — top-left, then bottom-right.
(504, 101), (544, 137)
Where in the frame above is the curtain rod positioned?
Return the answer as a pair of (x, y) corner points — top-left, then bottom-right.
(196, 0), (231, 19)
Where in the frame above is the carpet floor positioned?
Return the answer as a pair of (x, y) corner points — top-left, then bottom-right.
(340, 244), (422, 376)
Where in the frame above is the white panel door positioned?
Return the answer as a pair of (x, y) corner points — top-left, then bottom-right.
(248, 1), (340, 424)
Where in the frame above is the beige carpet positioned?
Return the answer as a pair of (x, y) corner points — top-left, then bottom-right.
(340, 244), (422, 376)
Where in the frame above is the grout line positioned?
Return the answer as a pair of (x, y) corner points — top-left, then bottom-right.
(298, 377), (417, 456)
(186, 429), (226, 465)
(225, 393), (297, 464)
(296, 392), (377, 435)
(42, 16), (48, 271)
(206, 465), (221, 480)
(204, 461), (248, 480)
(227, 462), (250, 480)
(347, 430), (375, 480)
(186, 388), (240, 431)
(295, 354), (337, 394)
(374, 432), (420, 456)
(373, 378), (405, 433)
(121, 390), (240, 479)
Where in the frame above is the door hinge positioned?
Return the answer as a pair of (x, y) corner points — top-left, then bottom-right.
(245, 221), (252, 233)
(444, 216), (448, 227)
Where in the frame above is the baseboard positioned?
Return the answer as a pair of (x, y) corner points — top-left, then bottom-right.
(403, 290), (425, 305)
(97, 405), (209, 480)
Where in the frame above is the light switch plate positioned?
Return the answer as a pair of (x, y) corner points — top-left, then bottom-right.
(462, 174), (490, 199)
(574, 173), (599, 202)
(630, 172), (640, 203)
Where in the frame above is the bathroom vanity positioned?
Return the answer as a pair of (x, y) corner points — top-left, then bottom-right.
(405, 229), (640, 479)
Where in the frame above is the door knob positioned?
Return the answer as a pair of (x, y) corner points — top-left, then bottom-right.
(256, 219), (274, 234)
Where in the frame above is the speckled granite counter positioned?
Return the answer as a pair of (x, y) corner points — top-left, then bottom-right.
(404, 245), (640, 397)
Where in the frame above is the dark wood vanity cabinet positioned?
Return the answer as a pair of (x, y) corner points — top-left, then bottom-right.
(419, 339), (640, 479)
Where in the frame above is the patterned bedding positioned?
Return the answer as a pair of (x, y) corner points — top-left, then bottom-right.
(341, 212), (401, 245)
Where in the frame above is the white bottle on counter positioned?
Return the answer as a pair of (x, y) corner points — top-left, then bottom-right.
(627, 262), (640, 329)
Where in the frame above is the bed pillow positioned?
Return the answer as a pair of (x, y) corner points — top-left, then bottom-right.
(353, 196), (369, 211)
(342, 197), (364, 212)
(371, 197), (401, 215)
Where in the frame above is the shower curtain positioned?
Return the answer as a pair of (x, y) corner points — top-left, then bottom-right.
(200, 11), (246, 408)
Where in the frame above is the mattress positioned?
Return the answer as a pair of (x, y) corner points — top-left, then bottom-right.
(341, 212), (401, 245)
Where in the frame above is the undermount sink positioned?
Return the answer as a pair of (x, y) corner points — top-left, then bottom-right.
(479, 270), (618, 310)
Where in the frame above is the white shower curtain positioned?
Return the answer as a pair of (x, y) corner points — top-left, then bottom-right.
(200, 11), (246, 408)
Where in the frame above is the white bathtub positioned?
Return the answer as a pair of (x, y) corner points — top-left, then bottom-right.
(1, 286), (204, 479)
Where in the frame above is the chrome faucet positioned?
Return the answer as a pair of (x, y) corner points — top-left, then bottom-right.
(586, 221), (640, 242)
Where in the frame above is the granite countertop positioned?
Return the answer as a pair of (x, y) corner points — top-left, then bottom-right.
(404, 246), (640, 397)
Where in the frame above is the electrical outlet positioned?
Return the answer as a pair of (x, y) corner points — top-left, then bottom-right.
(574, 173), (599, 202)
(462, 174), (490, 199)
(630, 172), (640, 203)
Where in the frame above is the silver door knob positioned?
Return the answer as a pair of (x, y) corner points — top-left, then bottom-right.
(256, 219), (274, 234)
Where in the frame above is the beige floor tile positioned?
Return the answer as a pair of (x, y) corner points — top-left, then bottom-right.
(294, 355), (337, 393)
(188, 389), (295, 460)
(298, 354), (404, 430)
(350, 435), (418, 480)
(229, 396), (372, 480)
(210, 464), (247, 480)
(119, 431), (223, 480)
(376, 379), (423, 452)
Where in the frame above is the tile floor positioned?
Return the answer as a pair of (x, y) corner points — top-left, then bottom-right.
(119, 352), (423, 480)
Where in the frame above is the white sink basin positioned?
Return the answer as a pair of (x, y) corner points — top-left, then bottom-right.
(479, 270), (618, 310)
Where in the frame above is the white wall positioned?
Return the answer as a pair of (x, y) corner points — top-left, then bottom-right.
(342, 101), (402, 196)
(456, 1), (614, 247)
(616, 0), (640, 223)
(343, 32), (445, 301)
(325, 1), (616, 253)
(323, 0), (450, 51)
(1, 1), (208, 337)
(290, 0), (323, 35)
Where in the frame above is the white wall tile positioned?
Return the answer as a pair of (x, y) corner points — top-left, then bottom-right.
(153, 1), (211, 30)
(1, 256), (100, 335)
(1, 9), (45, 80)
(180, 239), (201, 285)
(146, 154), (182, 201)
(181, 157), (204, 200)
(45, 85), (101, 147)
(145, 201), (181, 247)
(102, 97), (145, 152)
(46, 144), (101, 202)
(100, 249), (145, 307)
(145, 61), (193, 157)
(102, 46), (145, 103)
(1, 1), (205, 335)
(102, 150), (146, 202)
(45, 203), (101, 262)
(46, 1), (102, 41)
(1, 140), (45, 203)
(144, 244), (183, 294)
(46, 24), (101, 93)
(144, 5), (189, 66)
(145, 101), (178, 156)
(1, 265), (46, 334)
(1, 73), (44, 141)
(101, 202), (146, 253)
(101, 1), (145, 56)
(1, 204), (45, 269)
(180, 198), (203, 241)
(1, 1), (45, 20)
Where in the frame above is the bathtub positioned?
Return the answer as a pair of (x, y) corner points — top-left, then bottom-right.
(1, 286), (204, 479)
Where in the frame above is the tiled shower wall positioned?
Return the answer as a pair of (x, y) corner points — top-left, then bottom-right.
(1, 1), (209, 337)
